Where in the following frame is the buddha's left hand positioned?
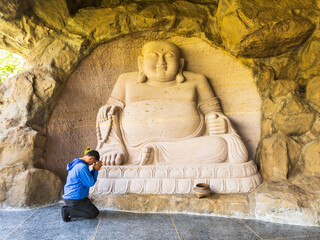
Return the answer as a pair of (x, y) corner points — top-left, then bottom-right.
(207, 113), (227, 135)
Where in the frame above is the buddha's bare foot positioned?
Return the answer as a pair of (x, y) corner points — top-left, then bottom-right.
(101, 152), (125, 165)
(140, 146), (154, 165)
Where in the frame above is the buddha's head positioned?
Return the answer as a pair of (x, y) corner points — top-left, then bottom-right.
(138, 41), (185, 83)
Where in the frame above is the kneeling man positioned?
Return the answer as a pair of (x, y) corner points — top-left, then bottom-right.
(61, 150), (102, 222)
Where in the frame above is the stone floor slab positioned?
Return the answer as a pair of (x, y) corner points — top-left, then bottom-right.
(3, 205), (99, 240)
(242, 219), (320, 240)
(94, 211), (179, 240)
(0, 209), (36, 239)
(171, 214), (260, 240)
(280, 236), (320, 240)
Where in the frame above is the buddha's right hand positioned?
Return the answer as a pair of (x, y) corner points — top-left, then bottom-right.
(97, 105), (118, 123)
(101, 151), (125, 165)
(207, 113), (227, 135)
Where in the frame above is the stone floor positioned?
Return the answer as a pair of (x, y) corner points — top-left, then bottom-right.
(1, 203), (320, 240)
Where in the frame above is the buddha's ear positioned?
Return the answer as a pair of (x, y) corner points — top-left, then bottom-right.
(137, 55), (147, 83)
(176, 58), (185, 83)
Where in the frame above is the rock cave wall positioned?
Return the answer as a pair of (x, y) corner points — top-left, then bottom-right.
(0, 0), (319, 221)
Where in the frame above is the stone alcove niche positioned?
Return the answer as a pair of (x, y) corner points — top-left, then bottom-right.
(1, 0), (320, 227)
(45, 32), (261, 181)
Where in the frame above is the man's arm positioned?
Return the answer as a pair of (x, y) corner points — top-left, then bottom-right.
(77, 165), (98, 187)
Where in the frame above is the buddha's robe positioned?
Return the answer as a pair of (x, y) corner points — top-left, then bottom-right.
(96, 71), (248, 165)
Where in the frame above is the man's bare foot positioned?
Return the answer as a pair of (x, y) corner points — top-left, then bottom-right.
(140, 146), (154, 165)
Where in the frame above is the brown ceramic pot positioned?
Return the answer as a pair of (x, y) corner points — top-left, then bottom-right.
(193, 183), (212, 199)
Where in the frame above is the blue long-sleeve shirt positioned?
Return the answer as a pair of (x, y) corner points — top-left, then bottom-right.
(63, 158), (98, 200)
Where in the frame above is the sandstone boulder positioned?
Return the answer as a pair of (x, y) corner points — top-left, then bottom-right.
(0, 70), (59, 127)
(274, 97), (314, 135)
(260, 134), (301, 181)
(0, 127), (38, 167)
(306, 77), (320, 112)
(300, 37), (320, 79)
(32, 0), (69, 31)
(261, 56), (299, 81)
(271, 80), (299, 99)
(6, 168), (62, 207)
(25, 38), (80, 78)
(0, 0), (31, 20)
(0, 178), (5, 205)
(0, 16), (52, 57)
(311, 115), (320, 134)
(262, 98), (279, 119)
(0, 163), (27, 207)
(290, 174), (320, 193)
(253, 181), (318, 226)
(217, 0), (315, 57)
(303, 141), (320, 176)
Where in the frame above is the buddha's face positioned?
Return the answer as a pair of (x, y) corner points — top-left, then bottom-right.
(142, 41), (180, 82)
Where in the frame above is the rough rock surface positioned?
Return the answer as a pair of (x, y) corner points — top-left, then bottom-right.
(260, 134), (301, 181)
(92, 193), (251, 217)
(306, 77), (320, 112)
(274, 97), (314, 136)
(6, 168), (62, 207)
(217, 0), (315, 57)
(0, 0), (320, 226)
(252, 181), (320, 226)
(91, 181), (320, 226)
(0, 0), (32, 20)
(303, 141), (320, 176)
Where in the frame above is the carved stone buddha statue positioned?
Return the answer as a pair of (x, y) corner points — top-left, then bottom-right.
(96, 40), (248, 166)
(93, 40), (261, 194)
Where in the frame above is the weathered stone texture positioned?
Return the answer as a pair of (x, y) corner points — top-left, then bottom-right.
(217, 0), (315, 57)
(274, 96), (314, 136)
(262, 56), (299, 81)
(0, 127), (37, 167)
(0, 16), (52, 56)
(0, 0), (32, 20)
(300, 37), (320, 79)
(311, 115), (320, 134)
(260, 134), (301, 181)
(271, 80), (299, 99)
(0, 178), (5, 205)
(260, 79), (314, 137)
(0, 70), (59, 127)
(6, 168), (62, 207)
(25, 38), (81, 78)
(262, 99), (278, 119)
(253, 181), (319, 226)
(93, 193), (251, 217)
(306, 77), (320, 112)
(303, 141), (320, 176)
(91, 180), (320, 226)
(64, 2), (218, 44)
(32, 0), (70, 31)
